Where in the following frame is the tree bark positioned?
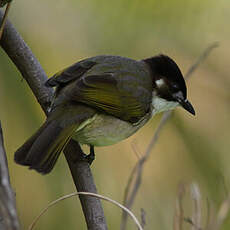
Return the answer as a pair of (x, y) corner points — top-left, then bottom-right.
(0, 122), (20, 230)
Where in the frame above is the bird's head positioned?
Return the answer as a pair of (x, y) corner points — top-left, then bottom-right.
(143, 55), (195, 115)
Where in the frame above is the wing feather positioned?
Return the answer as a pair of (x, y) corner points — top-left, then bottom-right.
(45, 60), (96, 87)
(70, 73), (150, 123)
(49, 57), (152, 123)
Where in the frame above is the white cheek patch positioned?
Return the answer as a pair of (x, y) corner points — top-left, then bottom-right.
(155, 79), (165, 88)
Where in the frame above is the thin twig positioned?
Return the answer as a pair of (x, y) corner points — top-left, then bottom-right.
(29, 192), (143, 230)
(121, 43), (219, 230)
(140, 208), (146, 229)
(0, 2), (11, 40)
(123, 111), (171, 203)
(0, 11), (108, 230)
(0, 121), (20, 230)
(131, 142), (142, 160)
(121, 111), (171, 230)
(185, 42), (219, 80)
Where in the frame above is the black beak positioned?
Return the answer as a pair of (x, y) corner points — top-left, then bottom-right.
(179, 99), (195, 115)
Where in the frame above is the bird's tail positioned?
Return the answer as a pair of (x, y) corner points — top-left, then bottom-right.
(14, 119), (76, 174)
(15, 103), (96, 174)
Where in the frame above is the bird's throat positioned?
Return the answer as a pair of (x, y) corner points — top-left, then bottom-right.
(151, 95), (179, 116)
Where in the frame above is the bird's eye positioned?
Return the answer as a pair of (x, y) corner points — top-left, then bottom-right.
(170, 83), (180, 93)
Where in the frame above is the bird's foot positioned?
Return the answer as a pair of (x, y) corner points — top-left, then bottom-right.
(80, 145), (95, 165)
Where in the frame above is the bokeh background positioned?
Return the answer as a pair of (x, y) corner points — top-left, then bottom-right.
(0, 0), (230, 229)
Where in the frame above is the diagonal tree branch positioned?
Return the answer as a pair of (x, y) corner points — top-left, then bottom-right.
(0, 121), (20, 230)
(0, 10), (108, 230)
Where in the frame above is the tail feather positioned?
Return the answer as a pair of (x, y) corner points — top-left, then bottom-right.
(14, 121), (50, 166)
(15, 119), (76, 174)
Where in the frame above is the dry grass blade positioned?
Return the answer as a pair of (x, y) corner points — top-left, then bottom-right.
(28, 192), (143, 230)
(190, 183), (202, 230)
(204, 198), (217, 230)
(173, 183), (186, 230)
(215, 196), (230, 230)
(205, 198), (211, 230)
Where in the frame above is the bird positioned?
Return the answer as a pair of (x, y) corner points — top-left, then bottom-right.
(14, 54), (195, 174)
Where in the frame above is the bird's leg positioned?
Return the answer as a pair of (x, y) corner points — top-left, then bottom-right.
(87, 145), (95, 164)
(80, 145), (95, 165)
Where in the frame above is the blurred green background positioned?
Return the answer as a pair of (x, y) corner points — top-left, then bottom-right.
(0, 0), (230, 229)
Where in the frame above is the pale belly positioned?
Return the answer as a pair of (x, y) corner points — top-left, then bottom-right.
(72, 95), (179, 146)
(72, 113), (151, 146)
